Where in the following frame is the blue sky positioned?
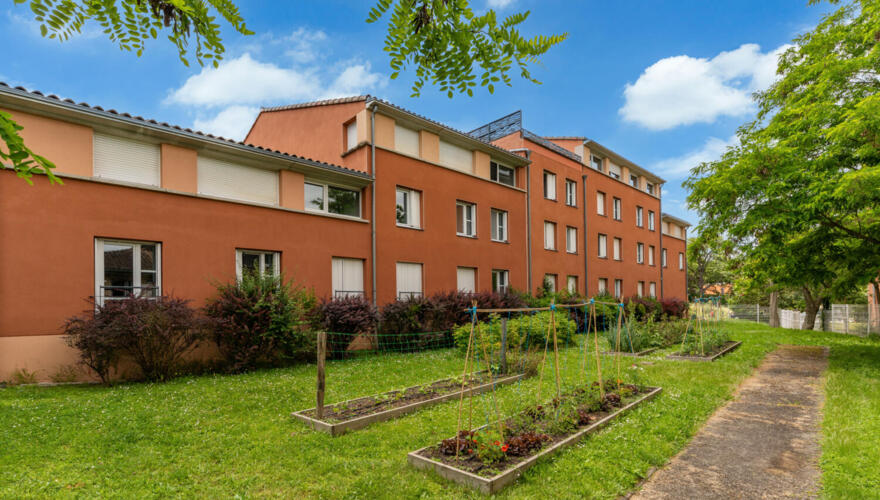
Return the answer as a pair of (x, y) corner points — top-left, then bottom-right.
(0, 0), (834, 224)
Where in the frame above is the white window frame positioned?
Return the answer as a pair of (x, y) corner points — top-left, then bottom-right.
(396, 187), (421, 228)
(646, 182), (655, 195)
(679, 252), (685, 270)
(543, 274), (557, 293)
(456, 201), (477, 237)
(544, 221), (557, 250)
(332, 257), (365, 298)
(598, 234), (607, 258)
(492, 269), (509, 293)
(457, 266), (476, 293)
(396, 262), (424, 299)
(613, 197), (622, 221)
(662, 248), (668, 267)
(491, 208), (508, 242)
(608, 162), (621, 180)
(637, 281), (645, 297)
(305, 181), (362, 217)
(567, 275), (577, 294)
(614, 279), (623, 299)
(630, 174), (639, 188)
(543, 171), (557, 200)
(597, 191), (606, 216)
(636, 206), (643, 227)
(565, 179), (577, 206)
(637, 243), (645, 264)
(346, 120), (358, 151)
(649, 245), (655, 266)
(648, 211), (655, 231)
(236, 249), (280, 280)
(649, 282), (657, 298)
(490, 161), (515, 187)
(95, 238), (161, 305)
(590, 155), (603, 172)
(566, 226), (577, 254)
(613, 237), (622, 261)
(598, 278), (608, 295)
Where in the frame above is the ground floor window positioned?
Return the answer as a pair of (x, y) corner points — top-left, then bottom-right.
(637, 281), (645, 297)
(543, 274), (557, 293)
(492, 269), (509, 293)
(332, 257), (365, 298)
(457, 267), (476, 293)
(396, 262), (423, 299)
(567, 275), (578, 294)
(95, 238), (160, 304)
(650, 282), (657, 298)
(236, 249), (280, 280)
(598, 278), (608, 295)
(614, 279), (623, 298)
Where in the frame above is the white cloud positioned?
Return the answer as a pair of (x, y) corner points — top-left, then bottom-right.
(620, 44), (789, 130)
(284, 27), (327, 64)
(487, 0), (515, 8)
(193, 105), (260, 141)
(653, 135), (738, 179)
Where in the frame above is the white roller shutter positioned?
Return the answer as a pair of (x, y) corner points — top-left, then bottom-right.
(93, 133), (160, 186)
(332, 258), (364, 297)
(197, 156), (278, 205)
(395, 125), (420, 157)
(438, 140), (473, 173)
(608, 162), (622, 179)
(396, 262), (423, 298)
(457, 267), (475, 293)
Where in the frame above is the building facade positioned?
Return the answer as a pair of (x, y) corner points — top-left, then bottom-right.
(0, 83), (688, 381)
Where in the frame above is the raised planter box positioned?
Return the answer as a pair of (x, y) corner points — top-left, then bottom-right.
(408, 386), (662, 495)
(292, 371), (526, 436)
(602, 347), (659, 357)
(666, 340), (742, 362)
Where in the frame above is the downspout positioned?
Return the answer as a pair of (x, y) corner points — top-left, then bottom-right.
(508, 148), (532, 294)
(658, 190), (664, 300)
(581, 174), (589, 296)
(369, 102), (378, 306)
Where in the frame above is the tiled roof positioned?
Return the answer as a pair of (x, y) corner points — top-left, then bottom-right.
(0, 82), (371, 180)
(261, 95), (529, 165)
(661, 212), (692, 227)
(542, 136), (587, 141)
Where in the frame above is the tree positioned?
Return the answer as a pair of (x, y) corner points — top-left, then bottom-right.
(367, 0), (567, 97)
(686, 234), (733, 299)
(3, 0), (565, 183)
(686, 0), (880, 329)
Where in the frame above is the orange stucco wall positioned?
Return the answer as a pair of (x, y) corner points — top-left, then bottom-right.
(279, 170), (305, 210)
(160, 143), (197, 193)
(245, 101), (367, 172)
(2, 107), (93, 177)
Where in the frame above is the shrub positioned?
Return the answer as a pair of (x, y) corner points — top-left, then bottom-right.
(317, 295), (378, 358)
(453, 310), (577, 355)
(660, 298), (689, 319)
(625, 296), (663, 322)
(680, 326), (729, 355)
(65, 296), (204, 383)
(205, 272), (317, 372)
(602, 317), (690, 352)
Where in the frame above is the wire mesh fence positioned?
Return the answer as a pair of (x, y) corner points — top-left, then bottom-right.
(727, 303), (880, 336)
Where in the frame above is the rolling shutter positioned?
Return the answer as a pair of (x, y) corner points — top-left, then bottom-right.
(438, 140), (473, 173)
(332, 258), (364, 297)
(457, 267), (476, 293)
(197, 156), (278, 205)
(395, 125), (420, 157)
(396, 262), (423, 298)
(93, 133), (160, 186)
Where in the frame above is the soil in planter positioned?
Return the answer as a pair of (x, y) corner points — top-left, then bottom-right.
(418, 380), (646, 477)
(670, 340), (739, 359)
(302, 372), (509, 422)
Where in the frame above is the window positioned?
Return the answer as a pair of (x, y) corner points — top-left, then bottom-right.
(637, 243), (645, 264)
(565, 179), (577, 206)
(396, 262), (423, 299)
(646, 182), (655, 195)
(590, 155), (603, 172)
(637, 281), (645, 297)
(543, 274), (557, 293)
(305, 182), (361, 217)
(198, 156), (279, 205)
(613, 198), (622, 220)
(346, 120), (358, 150)
(662, 248), (668, 267)
(491, 209), (508, 242)
(596, 191), (606, 215)
(543, 171), (557, 200)
(94, 133), (160, 186)
(630, 174), (639, 188)
(236, 249), (279, 280)
(648, 245), (655, 266)
(395, 124), (420, 157)
(567, 276), (578, 293)
(613, 237), (622, 261)
(679, 252), (685, 270)
(598, 234), (608, 258)
(543, 221), (557, 250)
(648, 211), (655, 231)
(608, 162), (621, 180)
(598, 278), (608, 294)
(566, 226), (577, 254)
(332, 257), (365, 298)
(636, 206), (644, 227)
(492, 269), (509, 293)
(457, 267), (476, 293)
(456, 201), (476, 237)
(614, 279), (623, 298)
(95, 239), (160, 304)
(396, 187), (421, 228)
(649, 282), (657, 298)
(491, 162), (516, 187)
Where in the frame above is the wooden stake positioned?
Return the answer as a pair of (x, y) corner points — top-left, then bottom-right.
(591, 303), (604, 399)
(500, 317), (508, 375)
(550, 302), (562, 401)
(455, 301), (477, 459)
(316, 331), (327, 420)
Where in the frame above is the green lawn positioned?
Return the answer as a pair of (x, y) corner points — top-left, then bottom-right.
(1, 321), (878, 499)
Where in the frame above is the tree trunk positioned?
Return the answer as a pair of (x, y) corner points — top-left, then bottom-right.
(802, 286), (821, 331)
(872, 280), (880, 330)
(769, 290), (780, 328)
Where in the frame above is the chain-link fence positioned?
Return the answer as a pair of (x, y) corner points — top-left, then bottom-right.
(728, 303), (880, 336)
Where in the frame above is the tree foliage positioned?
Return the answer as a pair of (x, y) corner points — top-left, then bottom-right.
(367, 0), (567, 97)
(686, 0), (880, 326)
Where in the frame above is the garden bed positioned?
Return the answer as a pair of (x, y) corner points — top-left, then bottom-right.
(408, 384), (662, 495)
(666, 341), (742, 362)
(293, 371), (526, 436)
(602, 347), (659, 357)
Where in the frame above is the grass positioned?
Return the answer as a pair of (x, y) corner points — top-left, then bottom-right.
(1, 321), (878, 499)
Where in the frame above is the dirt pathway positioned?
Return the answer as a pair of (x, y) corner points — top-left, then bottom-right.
(631, 345), (828, 499)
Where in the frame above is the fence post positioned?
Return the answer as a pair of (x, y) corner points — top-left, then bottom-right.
(316, 331), (326, 419)
(500, 317), (508, 375)
(756, 304), (760, 323)
(844, 304), (850, 334)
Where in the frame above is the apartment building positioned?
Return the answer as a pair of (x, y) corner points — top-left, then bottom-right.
(0, 82), (688, 380)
